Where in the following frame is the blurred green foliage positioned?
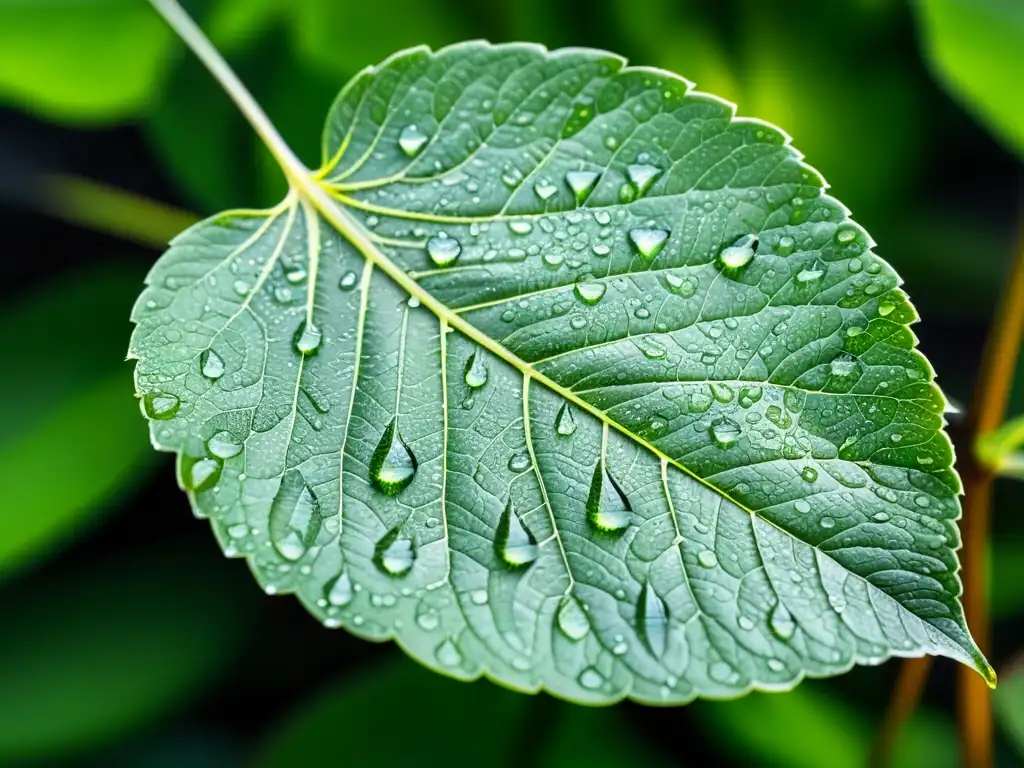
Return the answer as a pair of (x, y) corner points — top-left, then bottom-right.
(0, 0), (1021, 765)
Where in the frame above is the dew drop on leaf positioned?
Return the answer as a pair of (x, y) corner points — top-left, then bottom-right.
(200, 348), (225, 380)
(626, 163), (661, 197)
(770, 603), (796, 640)
(718, 234), (758, 269)
(426, 233), (461, 267)
(534, 180), (558, 200)
(464, 348), (489, 388)
(181, 455), (222, 492)
(374, 526), (416, 576)
(557, 595), (590, 641)
(555, 403), (577, 436)
(143, 392), (180, 420)
(326, 570), (354, 607)
(294, 321), (323, 355)
(697, 550), (718, 568)
(435, 638), (462, 667)
(586, 460), (632, 534)
(574, 280), (606, 305)
(709, 417), (742, 448)
(269, 471), (323, 562)
(398, 124), (429, 156)
(207, 430), (242, 459)
(369, 418), (418, 496)
(339, 270), (359, 291)
(628, 228), (669, 262)
(495, 499), (539, 569)
(565, 170), (599, 203)
(638, 581), (669, 657)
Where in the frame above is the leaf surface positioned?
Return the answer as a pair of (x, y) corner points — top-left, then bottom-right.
(130, 42), (990, 703)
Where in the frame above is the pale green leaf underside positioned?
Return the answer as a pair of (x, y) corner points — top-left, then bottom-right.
(130, 42), (990, 703)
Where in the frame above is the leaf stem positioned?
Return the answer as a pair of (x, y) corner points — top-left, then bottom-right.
(147, 0), (310, 188)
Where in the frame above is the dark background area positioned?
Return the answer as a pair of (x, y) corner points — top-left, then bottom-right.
(1, 0), (1022, 765)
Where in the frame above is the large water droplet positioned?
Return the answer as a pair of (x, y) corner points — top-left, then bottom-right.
(770, 603), (796, 640)
(375, 526), (416, 576)
(269, 470), (323, 562)
(370, 418), (418, 496)
(718, 234), (758, 269)
(426, 234), (461, 266)
(578, 667), (605, 690)
(143, 392), (180, 420)
(181, 455), (222, 492)
(495, 499), (539, 569)
(557, 595), (590, 641)
(398, 124), (429, 156)
(638, 581), (668, 657)
(629, 228), (669, 262)
(574, 281), (606, 305)
(435, 638), (462, 667)
(200, 349), (225, 380)
(326, 570), (353, 607)
(709, 417), (742, 448)
(555, 403), (577, 436)
(697, 550), (718, 568)
(627, 163), (661, 196)
(207, 430), (243, 459)
(507, 450), (531, 473)
(294, 321), (323, 355)
(464, 348), (489, 389)
(565, 170), (599, 204)
(586, 460), (632, 534)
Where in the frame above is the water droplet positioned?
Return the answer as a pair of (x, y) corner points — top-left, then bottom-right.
(555, 403), (577, 436)
(534, 180), (558, 200)
(801, 467), (818, 483)
(435, 638), (462, 667)
(836, 225), (857, 244)
(294, 321), (322, 355)
(543, 252), (564, 269)
(629, 228), (669, 262)
(797, 263), (825, 283)
(738, 615), (755, 630)
(507, 450), (531, 473)
(464, 348), (489, 388)
(181, 456), (222, 492)
(471, 589), (488, 605)
(738, 385), (762, 408)
(339, 271), (358, 291)
(207, 430), (242, 459)
(327, 570), (353, 607)
(767, 658), (785, 672)
(374, 526), (416, 576)
(143, 392), (180, 420)
(665, 272), (698, 297)
(638, 581), (668, 657)
(200, 349), (225, 380)
(370, 418), (418, 496)
(770, 603), (796, 640)
(878, 301), (895, 317)
(398, 124), (429, 156)
(586, 460), (632, 534)
(776, 235), (796, 256)
(697, 550), (718, 568)
(794, 499), (811, 514)
(233, 280), (251, 296)
(830, 353), (859, 377)
(718, 234), (758, 269)
(569, 315), (587, 330)
(285, 267), (307, 284)
(509, 220), (533, 235)
(574, 281), (606, 305)
(269, 471), (323, 562)
(565, 170), (599, 203)
(820, 516), (835, 530)
(640, 338), (666, 359)
(557, 595), (590, 641)
(495, 499), (539, 569)
(627, 163), (661, 197)
(426, 234), (461, 267)
(578, 667), (605, 690)
(709, 417), (741, 448)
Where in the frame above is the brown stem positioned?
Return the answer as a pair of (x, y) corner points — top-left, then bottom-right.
(872, 206), (1024, 768)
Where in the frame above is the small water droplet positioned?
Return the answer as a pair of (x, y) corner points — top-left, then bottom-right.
(370, 418), (418, 496)
(471, 589), (488, 605)
(578, 667), (605, 690)
(574, 281), (606, 305)
(836, 225), (857, 244)
(767, 658), (786, 672)
(435, 638), (462, 667)
(797, 263), (825, 283)
(555, 403), (577, 436)
(543, 252), (564, 269)
(697, 550), (718, 568)
(565, 170), (600, 203)
(496, 499), (539, 569)
(830, 353), (859, 377)
(709, 417), (741, 448)
(339, 271), (359, 291)
(143, 392), (180, 420)
(507, 450), (531, 473)
(181, 456), (222, 492)
(509, 220), (533, 235)
(534, 180), (558, 200)
(795, 499), (811, 514)
(665, 272), (698, 297)
(233, 280), (251, 296)
(820, 516), (835, 530)
(557, 595), (590, 641)
(464, 348), (489, 388)
(200, 349), (225, 380)
(627, 163), (661, 197)
(207, 430), (242, 459)
(398, 124), (429, 156)
(738, 615), (755, 631)
(801, 467), (818, 483)
(878, 301), (895, 317)
(587, 460), (632, 534)
(374, 526), (416, 576)
(638, 581), (669, 657)
(629, 228), (669, 262)
(770, 603), (796, 640)
(294, 321), (323, 355)
(327, 570), (353, 607)
(776, 235), (796, 256)
(426, 234), (461, 266)
(640, 338), (666, 359)
(569, 315), (587, 330)
(718, 234), (758, 269)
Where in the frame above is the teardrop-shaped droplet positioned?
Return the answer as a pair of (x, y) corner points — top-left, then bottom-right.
(143, 392), (180, 420)
(638, 581), (669, 657)
(709, 417), (742, 448)
(426, 234), (461, 266)
(180, 455), (222, 493)
(557, 595), (590, 641)
(374, 526), (416, 576)
(627, 163), (661, 196)
(495, 499), (539, 569)
(326, 570), (353, 607)
(294, 321), (322, 355)
(770, 602), (796, 640)
(718, 234), (758, 270)
(574, 281), (606, 305)
(565, 170), (599, 203)
(586, 460), (632, 534)
(555, 403), (577, 436)
(629, 228), (669, 262)
(464, 348), (488, 388)
(435, 638), (462, 667)
(269, 470), (323, 562)
(398, 124), (429, 156)
(370, 418), (418, 496)
(207, 430), (243, 459)
(200, 349), (225, 380)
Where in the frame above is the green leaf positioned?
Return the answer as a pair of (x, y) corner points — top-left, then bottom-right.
(914, 0), (1024, 159)
(0, 263), (156, 576)
(0, 0), (176, 123)
(0, 547), (255, 761)
(995, 658), (1024, 760)
(130, 39), (990, 703)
